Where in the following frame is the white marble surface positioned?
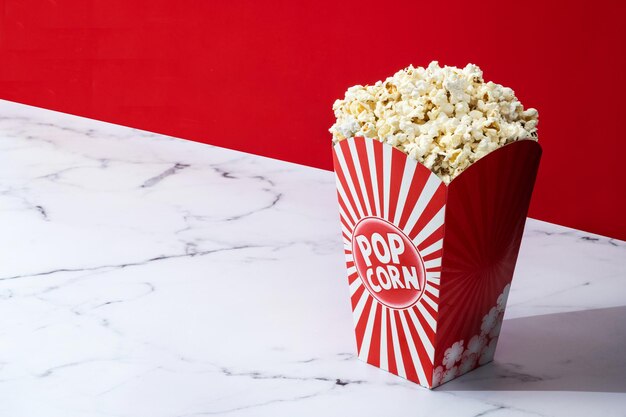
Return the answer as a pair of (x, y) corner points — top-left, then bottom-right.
(1, 99), (625, 417)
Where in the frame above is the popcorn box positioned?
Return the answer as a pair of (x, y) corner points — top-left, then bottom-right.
(333, 136), (541, 388)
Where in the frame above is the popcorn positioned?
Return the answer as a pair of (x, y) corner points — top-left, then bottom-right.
(330, 62), (538, 183)
(442, 340), (464, 369)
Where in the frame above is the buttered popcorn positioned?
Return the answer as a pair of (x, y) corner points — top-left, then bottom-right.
(329, 62), (538, 183)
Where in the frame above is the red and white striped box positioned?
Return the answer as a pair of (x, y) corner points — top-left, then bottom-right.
(333, 136), (541, 388)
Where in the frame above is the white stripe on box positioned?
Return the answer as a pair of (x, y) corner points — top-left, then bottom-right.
(358, 300), (378, 361)
(402, 174), (441, 236)
(335, 175), (359, 226)
(341, 223), (352, 241)
(349, 278), (362, 296)
(425, 283), (439, 297)
(416, 301), (437, 332)
(348, 139), (373, 216)
(379, 306), (389, 371)
(365, 139), (381, 217)
(392, 159), (416, 225)
(426, 271), (440, 280)
(382, 144), (392, 221)
(399, 311), (428, 385)
(389, 311), (406, 378)
(407, 307), (435, 360)
(421, 293), (438, 312)
(335, 145), (365, 218)
(352, 288), (370, 325)
(423, 258), (442, 269)
(338, 204), (355, 230)
(419, 238), (443, 257)
(413, 206), (445, 248)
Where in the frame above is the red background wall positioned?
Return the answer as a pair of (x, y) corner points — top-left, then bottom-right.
(1, 0), (625, 240)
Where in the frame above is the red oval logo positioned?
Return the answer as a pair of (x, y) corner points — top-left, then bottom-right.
(352, 217), (426, 309)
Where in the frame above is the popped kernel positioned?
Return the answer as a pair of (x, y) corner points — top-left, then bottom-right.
(329, 62), (538, 183)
